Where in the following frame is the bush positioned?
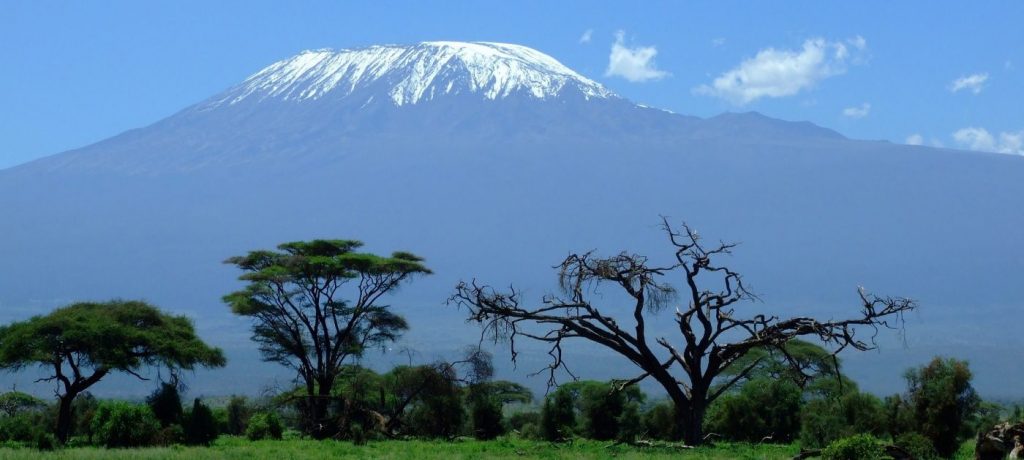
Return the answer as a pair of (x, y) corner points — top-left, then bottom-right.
(0, 414), (44, 443)
(152, 424), (185, 446)
(225, 396), (250, 435)
(246, 412), (283, 440)
(507, 411), (540, 433)
(800, 391), (886, 448)
(90, 402), (161, 448)
(146, 382), (183, 428)
(705, 378), (802, 443)
(540, 387), (575, 441)
(469, 393), (505, 440)
(820, 434), (885, 460)
(894, 432), (938, 460)
(184, 398), (218, 445)
(643, 402), (676, 441)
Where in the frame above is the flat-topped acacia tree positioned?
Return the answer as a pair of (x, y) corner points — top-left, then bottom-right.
(223, 239), (430, 438)
(451, 219), (916, 445)
(0, 300), (226, 443)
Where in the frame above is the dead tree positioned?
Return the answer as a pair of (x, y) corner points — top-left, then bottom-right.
(450, 218), (916, 446)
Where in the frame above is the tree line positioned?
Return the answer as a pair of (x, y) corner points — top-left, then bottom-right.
(0, 219), (1012, 458)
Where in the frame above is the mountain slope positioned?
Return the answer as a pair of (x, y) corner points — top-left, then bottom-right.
(0, 42), (1021, 398)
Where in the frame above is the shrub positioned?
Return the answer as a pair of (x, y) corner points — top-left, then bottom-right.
(540, 388), (575, 441)
(507, 411), (540, 433)
(146, 382), (183, 428)
(820, 434), (885, 460)
(90, 402), (161, 448)
(225, 396), (250, 435)
(800, 391), (886, 448)
(184, 398), (218, 445)
(0, 414), (44, 443)
(469, 393), (505, 440)
(705, 378), (802, 443)
(616, 402), (643, 442)
(246, 412), (283, 440)
(894, 432), (938, 460)
(643, 402), (676, 441)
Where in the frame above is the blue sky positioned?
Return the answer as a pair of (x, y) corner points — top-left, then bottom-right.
(1, 1), (1022, 169)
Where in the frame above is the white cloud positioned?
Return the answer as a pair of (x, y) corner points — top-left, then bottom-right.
(579, 29), (593, 44)
(842, 102), (871, 118)
(953, 127), (1024, 154)
(694, 37), (865, 105)
(905, 134), (924, 145)
(712, 37), (726, 47)
(949, 73), (988, 94)
(605, 31), (669, 82)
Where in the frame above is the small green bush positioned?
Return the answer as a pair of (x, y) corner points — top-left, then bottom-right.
(246, 412), (284, 440)
(90, 401), (161, 448)
(821, 434), (885, 460)
(894, 432), (938, 460)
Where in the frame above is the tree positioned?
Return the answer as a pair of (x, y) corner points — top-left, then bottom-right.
(224, 240), (430, 438)
(0, 391), (46, 417)
(0, 300), (225, 443)
(705, 377), (802, 443)
(904, 357), (980, 457)
(451, 219), (916, 445)
(467, 380), (532, 440)
(541, 387), (576, 441)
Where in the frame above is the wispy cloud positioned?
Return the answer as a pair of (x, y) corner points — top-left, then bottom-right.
(953, 127), (1023, 154)
(712, 37), (726, 47)
(694, 37), (866, 105)
(905, 134), (924, 145)
(605, 31), (669, 83)
(949, 73), (988, 94)
(842, 103), (871, 119)
(579, 29), (593, 44)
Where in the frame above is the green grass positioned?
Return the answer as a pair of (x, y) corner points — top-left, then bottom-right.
(0, 437), (801, 460)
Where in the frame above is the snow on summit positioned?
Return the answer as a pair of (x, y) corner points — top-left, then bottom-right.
(205, 41), (616, 108)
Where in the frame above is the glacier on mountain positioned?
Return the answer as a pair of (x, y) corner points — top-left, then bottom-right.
(204, 41), (616, 108)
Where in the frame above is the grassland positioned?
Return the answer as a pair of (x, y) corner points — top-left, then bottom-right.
(0, 436), (980, 459)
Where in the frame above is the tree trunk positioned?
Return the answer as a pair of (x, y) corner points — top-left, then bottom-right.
(680, 401), (707, 446)
(55, 393), (76, 444)
(311, 378), (334, 439)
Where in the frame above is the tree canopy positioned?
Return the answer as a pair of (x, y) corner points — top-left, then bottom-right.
(0, 300), (225, 443)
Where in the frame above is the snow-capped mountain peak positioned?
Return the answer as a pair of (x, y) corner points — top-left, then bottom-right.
(204, 41), (616, 108)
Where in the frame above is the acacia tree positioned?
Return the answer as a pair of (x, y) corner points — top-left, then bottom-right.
(0, 300), (226, 443)
(223, 239), (430, 438)
(451, 220), (916, 445)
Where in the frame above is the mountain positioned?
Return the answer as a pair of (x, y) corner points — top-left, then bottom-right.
(1, 42), (1022, 398)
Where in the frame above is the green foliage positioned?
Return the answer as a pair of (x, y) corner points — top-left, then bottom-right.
(616, 401), (643, 443)
(0, 413), (45, 443)
(0, 391), (45, 417)
(882, 394), (915, 438)
(820, 434), (886, 460)
(643, 402), (676, 441)
(89, 401), (161, 448)
(146, 383), (183, 428)
(0, 300), (226, 375)
(468, 389), (504, 440)
(904, 357), (980, 458)
(719, 339), (839, 391)
(799, 390), (886, 448)
(541, 387), (576, 441)
(184, 399), (218, 446)
(705, 378), (802, 443)
(894, 432), (939, 460)
(245, 412), (284, 441)
(508, 411), (541, 437)
(225, 396), (251, 436)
